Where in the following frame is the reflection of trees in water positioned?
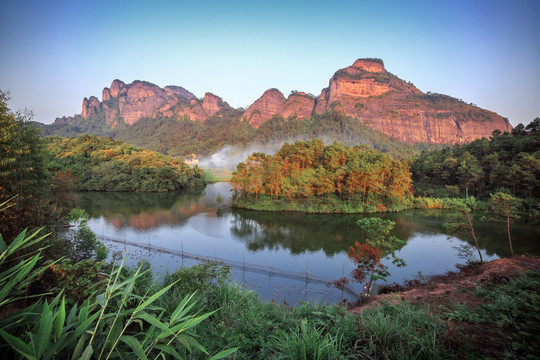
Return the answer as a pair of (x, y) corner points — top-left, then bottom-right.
(231, 210), (401, 256)
(231, 209), (540, 258)
(75, 188), (205, 230)
(231, 211), (351, 255)
(389, 210), (540, 258)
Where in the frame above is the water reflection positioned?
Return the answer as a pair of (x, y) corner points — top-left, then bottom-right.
(75, 183), (540, 304)
(76, 188), (206, 230)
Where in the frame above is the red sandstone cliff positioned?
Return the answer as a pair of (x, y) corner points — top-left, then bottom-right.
(78, 80), (229, 125)
(314, 59), (511, 144)
(62, 58), (511, 145)
(241, 58), (511, 143)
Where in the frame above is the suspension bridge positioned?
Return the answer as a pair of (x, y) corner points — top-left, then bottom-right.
(96, 235), (360, 297)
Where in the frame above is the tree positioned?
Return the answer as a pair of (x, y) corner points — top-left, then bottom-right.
(348, 218), (406, 294)
(489, 192), (521, 256)
(457, 152), (484, 199)
(0, 91), (52, 242)
(66, 209), (108, 261)
(443, 200), (483, 263)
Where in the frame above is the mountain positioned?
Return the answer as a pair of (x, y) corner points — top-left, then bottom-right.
(241, 59), (511, 143)
(43, 58), (511, 152)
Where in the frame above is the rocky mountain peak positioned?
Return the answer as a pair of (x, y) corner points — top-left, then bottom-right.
(110, 79), (126, 98)
(351, 58), (385, 73)
(81, 96), (101, 119)
(202, 93), (223, 117)
(242, 89), (287, 128)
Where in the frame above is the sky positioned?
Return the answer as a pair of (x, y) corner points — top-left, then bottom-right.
(1, 0), (539, 126)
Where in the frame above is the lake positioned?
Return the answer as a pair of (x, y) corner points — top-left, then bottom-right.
(75, 182), (540, 305)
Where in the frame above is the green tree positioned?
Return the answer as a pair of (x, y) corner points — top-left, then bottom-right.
(443, 200), (483, 263)
(489, 192), (521, 256)
(457, 152), (484, 199)
(66, 209), (107, 261)
(349, 218), (406, 294)
(0, 91), (52, 242)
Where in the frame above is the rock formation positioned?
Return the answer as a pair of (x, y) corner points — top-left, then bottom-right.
(56, 58), (512, 144)
(242, 89), (286, 128)
(241, 58), (510, 143)
(81, 96), (101, 119)
(76, 80), (231, 126)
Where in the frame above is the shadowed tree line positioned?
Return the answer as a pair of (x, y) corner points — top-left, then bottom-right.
(411, 119), (540, 205)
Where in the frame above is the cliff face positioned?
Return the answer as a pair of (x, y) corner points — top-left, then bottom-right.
(242, 89), (286, 128)
(241, 58), (510, 143)
(81, 96), (101, 119)
(78, 80), (229, 125)
(61, 58), (512, 145)
(313, 59), (510, 143)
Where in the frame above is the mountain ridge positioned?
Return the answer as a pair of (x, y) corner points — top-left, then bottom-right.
(48, 58), (511, 145)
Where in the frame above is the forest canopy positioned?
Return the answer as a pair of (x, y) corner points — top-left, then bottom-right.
(410, 118), (540, 200)
(230, 139), (412, 212)
(48, 135), (206, 192)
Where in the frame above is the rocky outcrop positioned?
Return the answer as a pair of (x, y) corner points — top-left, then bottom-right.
(118, 81), (168, 125)
(164, 86), (195, 100)
(314, 59), (511, 144)
(242, 89), (286, 128)
(74, 80), (230, 125)
(282, 92), (316, 120)
(241, 90), (316, 128)
(81, 96), (101, 119)
(54, 58), (511, 145)
(202, 93), (223, 117)
(110, 80), (125, 98)
(102, 88), (111, 102)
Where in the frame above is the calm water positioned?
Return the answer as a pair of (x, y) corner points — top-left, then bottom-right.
(76, 183), (540, 304)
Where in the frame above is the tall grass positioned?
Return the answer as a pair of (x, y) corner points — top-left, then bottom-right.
(357, 300), (449, 360)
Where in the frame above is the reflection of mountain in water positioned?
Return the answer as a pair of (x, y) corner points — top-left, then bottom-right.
(230, 209), (540, 258)
(75, 188), (206, 230)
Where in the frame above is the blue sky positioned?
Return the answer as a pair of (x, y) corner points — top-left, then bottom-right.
(1, 0), (538, 126)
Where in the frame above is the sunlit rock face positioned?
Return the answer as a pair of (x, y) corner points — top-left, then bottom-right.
(65, 58), (511, 144)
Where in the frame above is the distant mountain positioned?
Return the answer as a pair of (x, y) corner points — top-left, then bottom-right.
(241, 59), (511, 143)
(40, 58), (511, 157)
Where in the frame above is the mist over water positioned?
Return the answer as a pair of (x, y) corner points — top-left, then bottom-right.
(197, 135), (360, 170)
(198, 142), (285, 170)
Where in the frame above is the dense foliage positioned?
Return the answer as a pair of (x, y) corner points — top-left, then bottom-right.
(47, 135), (206, 192)
(115, 111), (255, 158)
(411, 119), (540, 199)
(231, 139), (412, 212)
(252, 110), (437, 159)
(0, 91), (64, 242)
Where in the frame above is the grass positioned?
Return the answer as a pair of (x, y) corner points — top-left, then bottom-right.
(441, 268), (540, 359)
(358, 300), (449, 360)
(204, 168), (233, 183)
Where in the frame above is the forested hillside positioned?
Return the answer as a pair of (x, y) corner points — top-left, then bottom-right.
(48, 136), (206, 192)
(39, 110), (438, 160)
(411, 118), (540, 201)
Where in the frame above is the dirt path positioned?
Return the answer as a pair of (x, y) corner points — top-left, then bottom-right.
(349, 256), (540, 314)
